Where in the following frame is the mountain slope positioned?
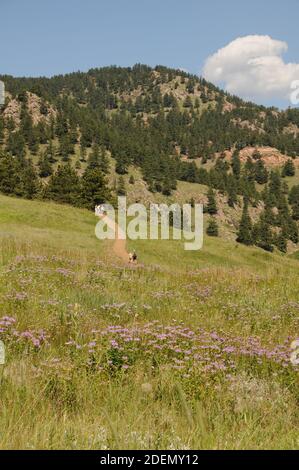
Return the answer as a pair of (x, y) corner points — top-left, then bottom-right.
(0, 195), (298, 449)
(1, 65), (299, 254)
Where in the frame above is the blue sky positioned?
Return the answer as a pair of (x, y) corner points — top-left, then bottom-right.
(1, 0), (299, 106)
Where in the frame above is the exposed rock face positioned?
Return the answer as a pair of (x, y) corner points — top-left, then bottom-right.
(222, 99), (236, 113)
(220, 146), (299, 168)
(3, 91), (56, 127)
(231, 118), (265, 134)
(26, 92), (56, 125)
(239, 146), (299, 167)
(3, 97), (21, 125)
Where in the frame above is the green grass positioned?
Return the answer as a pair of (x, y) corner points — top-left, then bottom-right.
(0, 194), (299, 450)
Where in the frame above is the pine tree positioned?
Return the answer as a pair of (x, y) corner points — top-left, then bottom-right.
(275, 233), (287, 253)
(255, 160), (268, 184)
(292, 200), (299, 221)
(0, 153), (22, 196)
(58, 134), (73, 162)
(284, 217), (299, 244)
(45, 141), (56, 163)
(252, 148), (262, 160)
(231, 150), (241, 178)
(282, 159), (295, 177)
(45, 164), (81, 206)
(227, 177), (238, 207)
(162, 177), (172, 196)
(262, 203), (276, 226)
(6, 131), (26, 160)
(115, 159), (127, 175)
(81, 167), (111, 210)
(277, 194), (290, 226)
(38, 152), (53, 178)
(237, 201), (253, 246)
(183, 96), (193, 108)
(117, 176), (126, 196)
(257, 220), (273, 252)
(244, 157), (255, 182)
(288, 185), (299, 205)
(206, 218), (219, 237)
(87, 144), (109, 173)
(21, 159), (40, 199)
(206, 187), (217, 215)
(269, 171), (282, 202)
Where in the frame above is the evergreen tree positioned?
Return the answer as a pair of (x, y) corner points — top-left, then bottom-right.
(252, 148), (262, 160)
(269, 171), (282, 202)
(183, 96), (193, 108)
(117, 176), (126, 196)
(276, 194), (290, 226)
(284, 217), (298, 244)
(45, 141), (56, 163)
(162, 177), (172, 196)
(0, 153), (22, 196)
(255, 160), (268, 184)
(262, 203), (276, 226)
(6, 131), (26, 160)
(244, 157), (256, 182)
(256, 220), (273, 252)
(115, 159), (127, 175)
(206, 218), (219, 237)
(227, 177), (238, 207)
(27, 126), (40, 155)
(206, 187), (217, 215)
(45, 164), (81, 206)
(282, 159), (295, 177)
(81, 167), (111, 210)
(274, 233), (287, 253)
(87, 143), (109, 173)
(288, 185), (299, 205)
(38, 152), (53, 178)
(237, 201), (253, 246)
(291, 200), (299, 221)
(58, 134), (73, 161)
(231, 150), (241, 178)
(20, 159), (40, 199)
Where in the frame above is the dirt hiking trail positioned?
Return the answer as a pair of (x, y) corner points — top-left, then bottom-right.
(100, 215), (130, 263)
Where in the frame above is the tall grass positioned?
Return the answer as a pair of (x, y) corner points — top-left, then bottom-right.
(0, 194), (298, 449)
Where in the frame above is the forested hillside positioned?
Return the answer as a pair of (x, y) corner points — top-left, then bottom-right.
(1, 64), (299, 253)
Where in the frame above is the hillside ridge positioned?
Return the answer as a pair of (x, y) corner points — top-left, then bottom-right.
(1, 65), (299, 254)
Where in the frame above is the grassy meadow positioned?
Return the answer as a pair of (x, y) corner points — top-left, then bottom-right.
(0, 194), (298, 449)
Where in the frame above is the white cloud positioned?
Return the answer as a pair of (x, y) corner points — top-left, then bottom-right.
(203, 35), (299, 104)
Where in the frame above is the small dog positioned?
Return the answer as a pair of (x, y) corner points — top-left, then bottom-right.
(128, 251), (137, 264)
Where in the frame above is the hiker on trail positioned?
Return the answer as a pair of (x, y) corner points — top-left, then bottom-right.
(129, 250), (137, 264)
